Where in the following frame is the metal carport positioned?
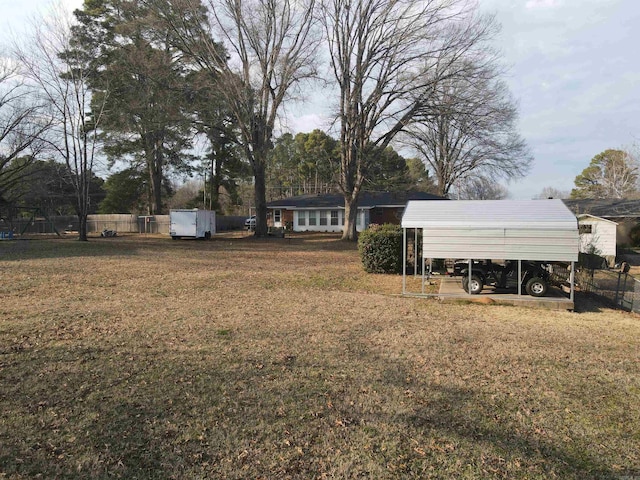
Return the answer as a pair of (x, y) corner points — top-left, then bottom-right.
(401, 199), (580, 305)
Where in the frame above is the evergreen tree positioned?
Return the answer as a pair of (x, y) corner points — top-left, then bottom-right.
(70, 0), (195, 214)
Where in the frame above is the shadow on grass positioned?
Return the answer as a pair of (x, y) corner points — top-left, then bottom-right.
(402, 383), (617, 479)
(1, 337), (633, 479)
(371, 358), (622, 479)
(0, 232), (358, 263)
(0, 237), (139, 262)
(232, 231), (357, 252)
(573, 291), (607, 313)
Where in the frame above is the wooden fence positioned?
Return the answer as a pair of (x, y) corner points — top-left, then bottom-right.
(4, 213), (246, 235)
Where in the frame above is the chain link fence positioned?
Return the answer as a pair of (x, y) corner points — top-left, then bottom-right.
(579, 269), (640, 313)
(552, 263), (640, 313)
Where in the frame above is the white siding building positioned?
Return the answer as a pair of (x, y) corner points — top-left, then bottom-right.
(577, 214), (617, 267)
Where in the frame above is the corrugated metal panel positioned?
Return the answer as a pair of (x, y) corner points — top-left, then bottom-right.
(504, 229), (574, 238)
(422, 228), (505, 238)
(402, 199), (578, 230)
(405, 200), (579, 262)
(421, 230), (579, 261)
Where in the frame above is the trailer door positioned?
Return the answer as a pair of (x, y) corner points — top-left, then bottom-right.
(171, 211), (195, 237)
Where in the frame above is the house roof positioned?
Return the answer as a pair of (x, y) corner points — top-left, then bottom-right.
(576, 214), (618, 225)
(402, 199), (579, 230)
(563, 198), (640, 218)
(267, 191), (445, 209)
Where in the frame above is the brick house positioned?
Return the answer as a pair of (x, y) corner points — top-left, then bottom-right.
(266, 191), (445, 232)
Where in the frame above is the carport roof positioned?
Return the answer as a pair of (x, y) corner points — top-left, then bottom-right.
(402, 199), (579, 230)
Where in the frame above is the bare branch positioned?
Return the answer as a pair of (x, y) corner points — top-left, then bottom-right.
(401, 58), (532, 197)
(13, 6), (107, 240)
(321, 0), (502, 238)
(0, 59), (52, 203)
(155, 0), (321, 236)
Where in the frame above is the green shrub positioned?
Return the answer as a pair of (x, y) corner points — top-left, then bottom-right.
(358, 223), (403, 274)
(629, 223), (640, 247)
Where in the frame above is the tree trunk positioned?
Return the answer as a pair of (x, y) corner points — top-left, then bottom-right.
(253, 160), (268, 237)
(342, 194), (359, 241)
(78, 213), (88, 241)
(211, 153), (222, 212)
(75, 169), (89, 242)
(148, 135), (164, 215)
(150, 167), (163, 214)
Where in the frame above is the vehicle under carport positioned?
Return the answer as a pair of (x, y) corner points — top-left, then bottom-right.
(400, 199), (580, 309)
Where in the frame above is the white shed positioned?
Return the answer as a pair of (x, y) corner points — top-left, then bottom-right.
(577, 214), (617, 267)
(401, 199), (580, 300)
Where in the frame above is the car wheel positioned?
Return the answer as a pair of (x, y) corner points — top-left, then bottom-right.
(525, 277), (548, 297)
(462, 274), (483, 294)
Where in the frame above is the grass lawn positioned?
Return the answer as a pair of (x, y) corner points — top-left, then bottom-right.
(1, 233), (639, 479)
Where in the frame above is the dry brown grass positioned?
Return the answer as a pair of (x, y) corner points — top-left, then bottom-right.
(1, 233), (639, 479)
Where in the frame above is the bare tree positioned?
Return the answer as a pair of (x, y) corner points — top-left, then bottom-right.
(453, 175), (509, 200)
(403, 64), (532, 198)
(14, 7), (108, 241)
(571, 149), (639, 199)
(533, 186), (569, 200)
(153, 0), (320, 236)
(0, 59), (51, 205)
(321, 0), (499, 240)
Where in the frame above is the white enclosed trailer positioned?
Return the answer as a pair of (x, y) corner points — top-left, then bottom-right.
(170, 209), (215, 239)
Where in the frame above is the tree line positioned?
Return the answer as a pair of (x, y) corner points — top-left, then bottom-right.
(0, 0), (532, 241)
(533, 148), (640, 201)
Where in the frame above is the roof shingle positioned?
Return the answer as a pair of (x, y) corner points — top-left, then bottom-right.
(267, 191), (444, 209)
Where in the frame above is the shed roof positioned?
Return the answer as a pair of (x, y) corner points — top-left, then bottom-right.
(577, 214), (618, 225)
(402, 199), (578, 230)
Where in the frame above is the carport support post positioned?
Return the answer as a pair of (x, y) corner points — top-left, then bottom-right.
(402, 228), (407, 295)
(570, 261), (575, 302)
(468, 259), (472, 296)
(518, 260), (522, 296)
(422, 256), (426, 294)
(414, 228), (418, 277)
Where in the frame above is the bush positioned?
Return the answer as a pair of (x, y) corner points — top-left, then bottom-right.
(358, 223), (403, 274)
(629, 223), (640, 247)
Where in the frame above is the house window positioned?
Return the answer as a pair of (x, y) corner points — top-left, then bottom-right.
(319, 211), (328, 226)
(274, 209), (281, 223)
(579, 224), (592, 234)
(298, 211), (306, 226)
(330, 210), (339, 226)
(308, 210), (317, 226)
(341, 212), (345, 225)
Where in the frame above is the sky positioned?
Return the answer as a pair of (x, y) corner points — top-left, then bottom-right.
(476, 0), (640, 199)
(1, 0), (638, 199)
